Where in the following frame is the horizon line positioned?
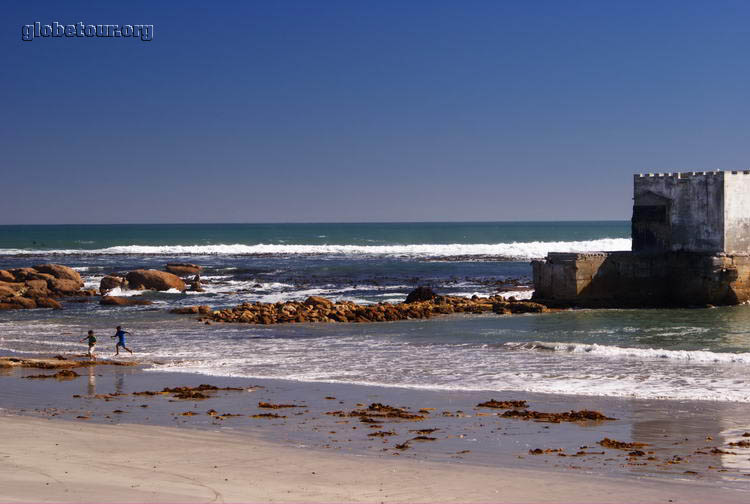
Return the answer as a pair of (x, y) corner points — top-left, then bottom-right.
(0, 219), (630, 227)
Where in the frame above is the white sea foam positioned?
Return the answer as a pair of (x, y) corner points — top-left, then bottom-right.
(497, 290), (534, 300)
(104, 287), (153, 297)
(0, 238), (631, 260)
(5, 317), (750, 402)
(508, 341), (750, 364)
(149, 360), (750, 402)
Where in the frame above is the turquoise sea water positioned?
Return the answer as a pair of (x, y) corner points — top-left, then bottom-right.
(0, 221), (629, 251)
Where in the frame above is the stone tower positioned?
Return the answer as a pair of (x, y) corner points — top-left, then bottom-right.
(632, 171), (750, 254)
(532, 171), (750, 307)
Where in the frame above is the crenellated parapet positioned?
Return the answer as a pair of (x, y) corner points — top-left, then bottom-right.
(634, 170), (750, 179)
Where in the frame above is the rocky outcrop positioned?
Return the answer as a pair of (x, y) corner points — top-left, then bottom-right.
(188, 275), (204, 292)
(125, 270), (185, 291)
(33, 264), (83, 286)
(7, 268), (40, 282)
(165, 263), (202, 277)
(0, 282), (24, 298)
(175, 294), (549, 325)
(100, 296), (153, 306)
(405, 286), (437, 303)
(10, 297), (37, 309)
(0, 263), (88, 310)
(23, 279), (49, 298)
(48, 278), (83, 295)
(0, 356), (138, 369)
(35, 298), (63, 309)
(304, 296), (334, 308)
(100, 275), (127, 295)
(0, 295), (64, 310)
(170, 305), (213, 315)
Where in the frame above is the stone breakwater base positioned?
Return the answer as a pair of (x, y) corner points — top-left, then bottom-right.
(532, 251), (750, 308)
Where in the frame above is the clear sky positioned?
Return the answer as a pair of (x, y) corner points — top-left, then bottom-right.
(3, 1), (749, 224)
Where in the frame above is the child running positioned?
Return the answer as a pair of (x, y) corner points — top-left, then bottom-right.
(111, 326), (133, 356)
(79, 330), (97, 359)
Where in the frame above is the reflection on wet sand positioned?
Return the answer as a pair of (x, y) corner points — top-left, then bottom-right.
(86, 367), (95, 396)
(631, 400), (750, 476)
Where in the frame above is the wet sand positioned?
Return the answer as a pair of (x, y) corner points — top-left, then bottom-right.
(2, 358), (750, 502)
(2, 415), (748, 503)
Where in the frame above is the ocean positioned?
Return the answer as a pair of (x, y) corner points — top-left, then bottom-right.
(2, 221), (750, 403)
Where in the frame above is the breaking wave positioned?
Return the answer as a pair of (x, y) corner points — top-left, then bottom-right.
(0, 238), (631, 260)
(507, 341), (750, 365)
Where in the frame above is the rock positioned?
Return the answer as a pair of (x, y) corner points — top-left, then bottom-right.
(9, 297), (36, 309)
(33, 264), (83, 286)
(35, 297), (63, 309)
(47, 278), (83, 295)
(100, 296), (153, 306)
(8, 268), (39, 282)
(0, 303), (22, 310)
(0, 281), (25, 298)
(405, 286), (437, 303)
(170, 306), (199, 314)
(100, 275), (127, 295)
(305, 296), (334, 308)
(165, 263), (202, 277)
(24, 279), (49, 298)
(492, 303), (511, 314)
(189, 275), (204, 292)
(31, 272), (56, 282)
(125, 270), (186, 291)
(0, 270), (14, 282)
(508, 301), (548, 314)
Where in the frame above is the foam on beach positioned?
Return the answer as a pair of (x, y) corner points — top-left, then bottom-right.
(138, 336), (750, 403)
(5, 314), (750, 402)
(507, 341), (750, 365)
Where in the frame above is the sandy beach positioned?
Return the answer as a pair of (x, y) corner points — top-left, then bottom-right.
(1, 360), (750, 502)
(2, 414), (748, 503)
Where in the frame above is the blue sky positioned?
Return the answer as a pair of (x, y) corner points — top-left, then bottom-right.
(2, 1), (749, 224)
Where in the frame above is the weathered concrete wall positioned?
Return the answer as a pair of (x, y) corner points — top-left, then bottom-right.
(633, 172), (724, 254)
(532, 251), (750, 308)
(723, 171), (750, 255)
(531, 253), (608, 300)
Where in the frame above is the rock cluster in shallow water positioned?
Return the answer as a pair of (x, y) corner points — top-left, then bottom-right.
(172, 291), (547, 325)
(100, 264), (204, 295)
(0, 264), (95, 310)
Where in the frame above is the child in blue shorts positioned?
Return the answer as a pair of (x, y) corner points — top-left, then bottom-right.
(112, 326), (133, 355)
